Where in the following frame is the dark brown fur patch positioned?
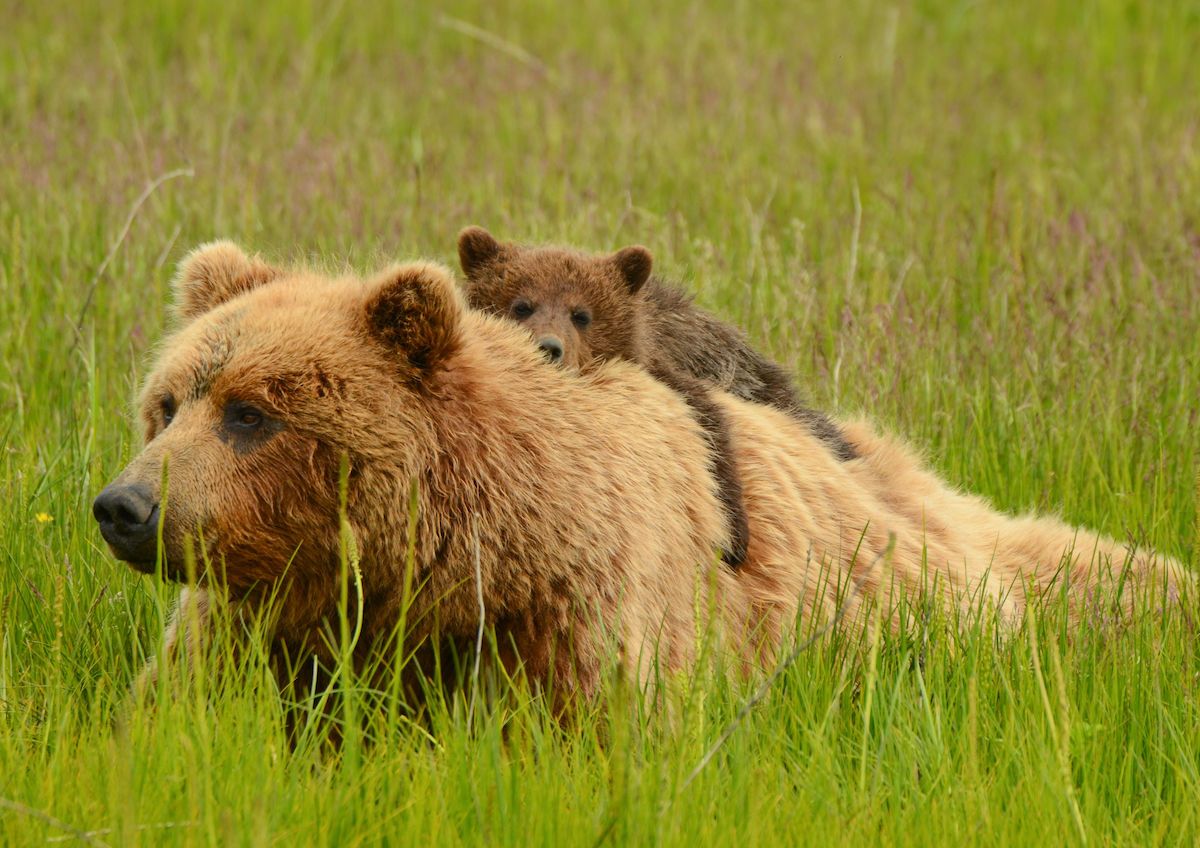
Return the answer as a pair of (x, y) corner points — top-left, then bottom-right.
(647, 363), (750, 567)
(642, 283), (857, 462)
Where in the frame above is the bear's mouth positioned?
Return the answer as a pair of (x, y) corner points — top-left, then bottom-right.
(123, 555), (161, 575)
(114, 548), (203, 583)
(105, 525), (222, 584)
(122, 553), (210, 584)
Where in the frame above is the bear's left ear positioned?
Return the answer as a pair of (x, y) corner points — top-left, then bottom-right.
(611, 245), (653, 294)
(364, 261), (463, 376)
(173, 241), (282, 321)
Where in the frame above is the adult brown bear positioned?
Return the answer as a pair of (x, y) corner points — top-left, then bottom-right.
(93, 243), (1184, 701)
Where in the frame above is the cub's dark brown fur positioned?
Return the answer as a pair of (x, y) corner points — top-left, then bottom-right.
(457, 227), (856, 569)
(644, 282), (855, 461)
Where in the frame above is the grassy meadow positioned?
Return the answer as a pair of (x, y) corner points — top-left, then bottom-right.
(2, 0), (1199, 843)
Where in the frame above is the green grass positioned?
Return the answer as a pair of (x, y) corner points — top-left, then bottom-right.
(2, 0), (1199, 843)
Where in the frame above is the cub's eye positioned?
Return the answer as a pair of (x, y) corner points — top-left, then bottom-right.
(571, 310), (592, 329)
(512, 300), (535, 320)
(161, 396), (176, 426)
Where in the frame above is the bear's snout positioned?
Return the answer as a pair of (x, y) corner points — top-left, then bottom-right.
(538, 336), (564, 363)
(93, 482), (160, 571)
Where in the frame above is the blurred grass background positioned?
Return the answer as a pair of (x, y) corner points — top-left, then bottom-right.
(1, 0), (1198, 844)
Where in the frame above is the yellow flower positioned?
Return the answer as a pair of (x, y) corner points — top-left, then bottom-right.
(35, 512), (53, 523)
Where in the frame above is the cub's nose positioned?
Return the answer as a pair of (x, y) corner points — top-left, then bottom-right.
(92, 483), (160, 567)
(538, 337), (564, 363)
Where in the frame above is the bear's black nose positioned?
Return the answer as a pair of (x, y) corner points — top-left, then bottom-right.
(538, 337), (564, 363)
(93, 483), (160, 567)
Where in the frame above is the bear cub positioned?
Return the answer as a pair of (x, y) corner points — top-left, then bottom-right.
(457, 226), (857, 569)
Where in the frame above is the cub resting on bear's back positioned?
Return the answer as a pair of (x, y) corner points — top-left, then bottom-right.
(92, 243), (1185, 704)
(457, 226), (857, 568)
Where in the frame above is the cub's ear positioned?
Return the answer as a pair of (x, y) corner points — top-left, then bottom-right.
(173, 241), (281, 321)
(457, 226), (504, 279)
(611, 245), (653, 294)
(364, 261), (463, 376)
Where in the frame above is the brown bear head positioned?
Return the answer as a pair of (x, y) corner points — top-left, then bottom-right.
(92, 242), (463, 592)
(457, 226), (653, 370)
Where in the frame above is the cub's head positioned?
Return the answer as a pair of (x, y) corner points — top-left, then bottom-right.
(92, 242), (463, 590)
(457, 226), (653, 370)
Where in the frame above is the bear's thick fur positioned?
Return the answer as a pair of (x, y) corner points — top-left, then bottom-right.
(96, 244), (1185, 703)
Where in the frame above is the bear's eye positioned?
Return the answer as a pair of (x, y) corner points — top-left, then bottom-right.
(218, 401), (279, 452)
(161, 396), (176, 426)
(571, 310), (592, 329)
(512, 300), (535, 320)
(225, 402), (265, 432)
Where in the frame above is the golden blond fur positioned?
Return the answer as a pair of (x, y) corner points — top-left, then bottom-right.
(722, 403), (1184, 638)
(101, 244), (1186, 703)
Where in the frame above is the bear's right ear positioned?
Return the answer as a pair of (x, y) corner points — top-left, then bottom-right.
(364, 261), (463, 377)
(611, 245), (653, 294)
(172, 241), (281, 321)
(457, 226), (504, 279)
